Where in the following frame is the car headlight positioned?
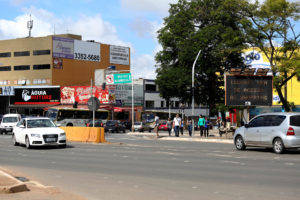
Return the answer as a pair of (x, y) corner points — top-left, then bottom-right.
(31, 133), (40, 138)
(60, 132), (66, 137)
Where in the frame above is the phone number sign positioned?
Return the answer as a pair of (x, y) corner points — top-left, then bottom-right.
(74, 40), (100, 62)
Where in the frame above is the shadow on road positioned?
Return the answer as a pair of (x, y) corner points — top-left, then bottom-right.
(245, 147), (300, 154)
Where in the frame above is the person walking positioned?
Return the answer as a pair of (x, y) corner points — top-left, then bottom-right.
(187, 117), (193, 137)
(167, 118), (172, 136)
(154, 115), (160, 137)
(197, 115), (205, 137)
(180, 119), (184, 136)
(173, 114), (181, 137)
(204, 117), (210, 137)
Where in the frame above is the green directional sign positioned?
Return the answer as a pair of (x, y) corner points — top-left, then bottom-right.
(113, 73), (132, 84)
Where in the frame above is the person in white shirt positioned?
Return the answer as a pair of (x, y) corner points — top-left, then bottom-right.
(154, 115), (160, 137)
(173, 114), (181, 137)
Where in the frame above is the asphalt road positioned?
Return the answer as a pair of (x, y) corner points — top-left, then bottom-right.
(1, 133), (300, 200)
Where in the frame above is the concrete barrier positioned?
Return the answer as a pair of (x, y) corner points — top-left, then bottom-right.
(60, 127), (105, 143)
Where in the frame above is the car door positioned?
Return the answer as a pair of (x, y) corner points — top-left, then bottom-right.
(260, 115), (286, 146)
(244, 115), (266, 146)
(14, 119), (27, 144)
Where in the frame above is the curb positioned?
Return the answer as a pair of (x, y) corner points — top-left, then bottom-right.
(0, 170), (30, 194)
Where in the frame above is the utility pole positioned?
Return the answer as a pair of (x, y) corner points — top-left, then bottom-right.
(192, 50), (201, 137)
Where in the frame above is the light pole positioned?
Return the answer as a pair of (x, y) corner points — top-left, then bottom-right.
(192, 50), (201, 137)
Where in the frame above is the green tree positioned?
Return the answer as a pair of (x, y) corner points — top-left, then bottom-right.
(155, 0), (248, 116)
(243, 0), (300, 111)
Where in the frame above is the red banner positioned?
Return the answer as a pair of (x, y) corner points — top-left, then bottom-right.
(61, 86), (113, 104)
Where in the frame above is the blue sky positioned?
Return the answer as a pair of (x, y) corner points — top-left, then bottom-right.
(0, 0), (299, 79)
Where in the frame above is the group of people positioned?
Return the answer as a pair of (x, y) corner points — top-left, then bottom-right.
(154, 114), (211, 137)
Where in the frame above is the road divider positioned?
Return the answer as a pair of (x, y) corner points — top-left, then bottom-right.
(60, 127), (106, 143)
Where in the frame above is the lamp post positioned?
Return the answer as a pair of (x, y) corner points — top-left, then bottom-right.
(192, 50), (201, 137)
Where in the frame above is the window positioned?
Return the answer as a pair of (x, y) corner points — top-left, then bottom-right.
(33, 50), (51, 56)
(290, 115), (300, 127)
(14, 65), (30, 71)
(269, 115), (286, 126)
(175, 101), (180, 108)
(248, 116), (266, 127)
(161, 101), (164, 108)
(33, 64), (51, 70)
(0, 52), (11, 57)
(0, 66), (11, 71)
(145, 84), (156, 91)
(14, 51), (30, 57)
(145, 101), (154, 108)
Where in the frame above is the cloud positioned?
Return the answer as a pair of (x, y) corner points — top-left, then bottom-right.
(129, 17), (154, 38)
(132, 54), (156, 79)
(121, 0), (177, 15)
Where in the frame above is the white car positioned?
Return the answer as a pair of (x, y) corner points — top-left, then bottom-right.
(0, 114), (21, 134)
(13, 117), (66, 149)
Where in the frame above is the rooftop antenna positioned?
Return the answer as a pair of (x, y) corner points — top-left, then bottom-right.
(27, 14), (33, 37)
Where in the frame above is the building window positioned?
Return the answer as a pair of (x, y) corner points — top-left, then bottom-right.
(161, 101), (164, 108)
(14, 65), (30, 71)
(33, 50), (51, 56)
(33, 64), (51, 70)
(145, 84), (156, 91)
(0, 66), (11, 71)
(14, 51), (30, 57)
(0, 52), (11, 57)
(175, 101), (180, 108)
(146, 101), (154, 108)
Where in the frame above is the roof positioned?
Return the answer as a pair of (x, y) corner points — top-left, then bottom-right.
(259, 112), (300, 116)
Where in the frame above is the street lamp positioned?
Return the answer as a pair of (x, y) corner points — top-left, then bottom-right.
(192, 50), (201, 137)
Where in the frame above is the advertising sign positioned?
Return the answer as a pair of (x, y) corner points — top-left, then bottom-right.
(242, 49), (270, 70)
(106, 73), (132, 85)
(110, 45), (130, 65)
(74, 40), (100, 62)
(60, 86), (111, 104)
(14, 87), (60, 105)
(0, 86), (14, 96)
(108, 84), (143, 106)
(225, 75), (273, 106)
(53, 37), (74, 59)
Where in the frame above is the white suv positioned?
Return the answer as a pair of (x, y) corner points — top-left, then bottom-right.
(234, 112), (300, 154)
(0, 114), (22, 135)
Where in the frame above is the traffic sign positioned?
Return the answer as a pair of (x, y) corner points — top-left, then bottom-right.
(87, 97), (100, 111)
(106, 73), (132, 84)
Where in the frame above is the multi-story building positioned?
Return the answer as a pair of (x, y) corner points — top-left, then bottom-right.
(0, 33), (130, 114)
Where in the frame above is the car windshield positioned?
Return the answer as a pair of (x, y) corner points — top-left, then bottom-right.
(2, 117), (18, 123)
(27, 119), (56, 128)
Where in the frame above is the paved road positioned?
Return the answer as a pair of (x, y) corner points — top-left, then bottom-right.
(1, 133), (300, 200)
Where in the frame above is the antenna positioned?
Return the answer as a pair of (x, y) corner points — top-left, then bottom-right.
(27, 14), (33, 37)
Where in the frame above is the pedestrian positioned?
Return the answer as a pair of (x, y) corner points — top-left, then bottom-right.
(173, 114), (181, 137)
(204, 117), (210, 137)
(180, 119), (184, 136)
(154, 115), (160, 137)
(197, 115), (205, 137)
(167, 118), (172, 136)
(187, 117), (193, 137)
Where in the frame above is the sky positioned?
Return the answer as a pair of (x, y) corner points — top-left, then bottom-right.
(0, 0), (299, 80)
(0, 0), (177, 79)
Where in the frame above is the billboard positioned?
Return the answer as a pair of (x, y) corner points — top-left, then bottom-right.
(225, 75), (273, 106)
(108, 84), (144, 106)
(74, 40), (100, 62)
(14, 87), (60, 105)
(110, 45), (129, 65)
(53, 37), (74, 59)
(60, 86), (111, 104)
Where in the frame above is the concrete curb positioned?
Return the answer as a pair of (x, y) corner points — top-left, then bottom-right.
(0, 170), (30, 194)
(127, 132), (233, 144)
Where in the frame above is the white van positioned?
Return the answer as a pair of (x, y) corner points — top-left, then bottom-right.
(0, 114), (22, 134)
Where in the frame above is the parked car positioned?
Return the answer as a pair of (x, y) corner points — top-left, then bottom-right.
(133, 121), (152, 132)
(158, 121), (168, 131)
(234, 112), (300, 154)
(12, 117), (66, 149)
(86, 120), (104, 127)
(104, 120), (126, 133)
(121, 121), (132, 129)
(0, 114), (22, 135)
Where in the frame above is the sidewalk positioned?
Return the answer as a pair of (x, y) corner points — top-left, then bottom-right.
(0, 167), (86, 200)
(127, 128), (234, 144)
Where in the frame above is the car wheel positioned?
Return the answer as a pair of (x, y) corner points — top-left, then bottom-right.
(25, 136), (31, 149)
(13, 134), (19, 146)
(235, 135), (246, 150)
(273, 138), (285, 154)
